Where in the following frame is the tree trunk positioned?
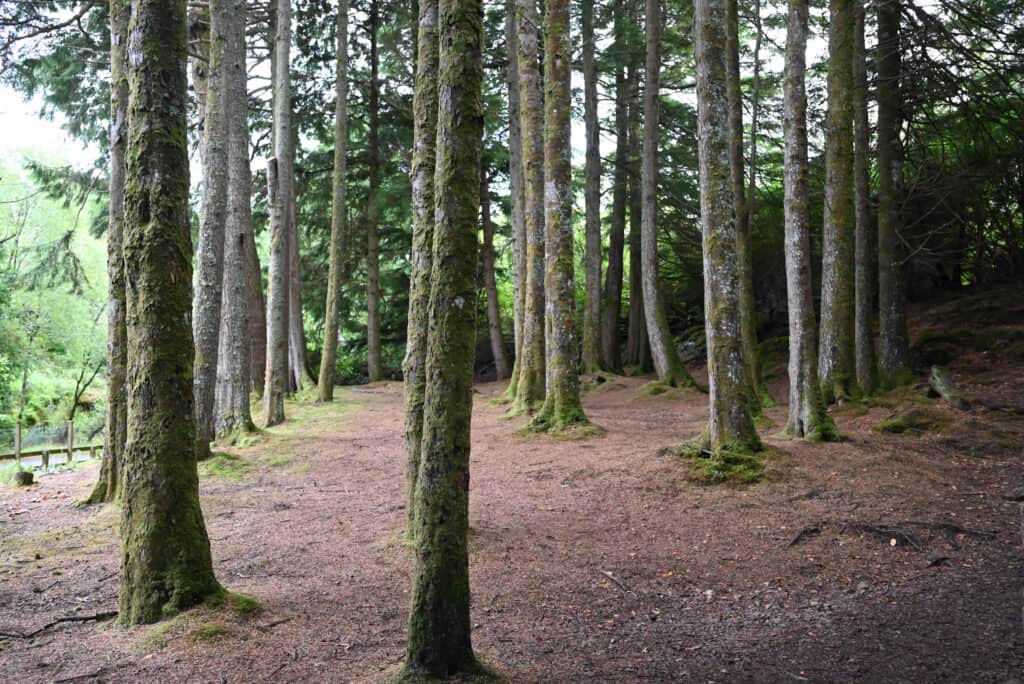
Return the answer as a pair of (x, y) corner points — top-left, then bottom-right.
(286, 186), (308, 391)
(747, 0), (762, 232)
(193, 0), (229, 461)
(401, 0), (483, 671)
(119, 0), (221, 622)
(87, 0), (128, 505)
(319, 0), (350, 402)
(626, 109), (650, 371)
(782, 0), (836, 440)
(877, 0), (910, 385)
(366, 0), (383, 383)
(694, 0), (760, 452)
(641, 0), (696, 389)
(481, 172), (510, 379)
(262, 0), (293, 427)
(818, 0), (857, 403)
(247, 220), (266, 397)
(727, 0), (766, 410)
(581, 0), (601, 375)
(509, 0), (546, 414)
(852, 0), (877, 395)
(404, 0), (439, 532)
(214, 0), (256, 441)
(601, 6), (627, 373)
(530, 0), (589, 432)
(505, 0), (526, 394)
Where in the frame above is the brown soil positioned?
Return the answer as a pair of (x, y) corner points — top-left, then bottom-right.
(2, 292), (1023, 683)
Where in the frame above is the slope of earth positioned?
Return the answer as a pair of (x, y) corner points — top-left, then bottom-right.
(0, 287), (1022, 683)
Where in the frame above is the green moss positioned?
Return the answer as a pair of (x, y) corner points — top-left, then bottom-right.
(384, 657), (504, 683)
(198, 451), (252, 479)
(753, 413), (775, 430)
(877, 408), (950, 434)
(674, 441), (766, 485)
(188, 621), (233, 642)
(260, 453), (292, 468)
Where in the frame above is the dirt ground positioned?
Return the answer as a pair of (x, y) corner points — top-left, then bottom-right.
(1, 289), (1023, 683)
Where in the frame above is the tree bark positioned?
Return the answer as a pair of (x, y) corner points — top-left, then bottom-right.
(581, 0), (601, 375)
(625, 99), (650, 370)
(530, 0), (590, 432)
(400, 0), (483, 671)
(214, 0), (256, 440)
(247, 220), (266, 397)
(318, 0), (350, 402)
(504, 0), (527, 396)
(641, 0), (697, 388)
(403, 0), (438, 533)
(192, 0), (229, 461)
(818, 0), (857, 403)
(601, 5), (628, 373)
(747, 0), (761, 232)
(782, 0), (836, 440)
(119, 0), (221, 622)
(481, 172), (510, 379)
(877, 0), (910, 385)
(287, 184), (308, 391)
(694, 0), (760, 452)
(852, 0), (876, 395)
(727, 0), (766, 410)
(262, 0), (293, 427)
(366, 0), (383, 382)
(87, 0), (128, 505)
(509, 0), (546, 414)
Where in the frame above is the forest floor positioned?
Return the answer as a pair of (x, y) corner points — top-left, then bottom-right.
(1, 286), (1023, 683)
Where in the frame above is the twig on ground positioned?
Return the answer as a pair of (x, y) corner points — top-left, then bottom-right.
(54, 669), (106, 683)
(600, 570), (631, 592)
(788, 526), (821, 547)
(0, 610), (118, 640)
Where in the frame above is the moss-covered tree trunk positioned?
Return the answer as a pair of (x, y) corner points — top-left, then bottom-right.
(366, 0), (383, 383)
(876, 0), (910, 386)
(694, 0), (760, 453)
(852, 0), (877, 396)
(119, 0), (222, 623)
(818, 0), (858, 403)
(509, 0), (546, 413)
(403, 0), (438, 532)
(214, 0), (256, 440)
(504, 0), (526, 395)
(192, 0), (229, 462)
(601, 2), (628, 373)
(747, 0), (762, 232)
(782, 0), (836, 440)
(641, 0), (697, 389)
(581, 0), (601, 375)
(481, 171), (511, 379)
(318, 0), (350, 403)
(529, 0), (590, 432)
(87, 0), (129, 504)
(726, 0), (767, 410)
(400, 0), (482, 671)
(262, 0), (293, 427)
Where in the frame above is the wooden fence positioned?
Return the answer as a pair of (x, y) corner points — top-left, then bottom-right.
(0, 422), (103, 469)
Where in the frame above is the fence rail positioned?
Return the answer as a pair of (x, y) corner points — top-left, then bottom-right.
(1, 422), (104, 469)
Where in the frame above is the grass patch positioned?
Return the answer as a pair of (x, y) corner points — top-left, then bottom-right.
(877, 408), (951, 434)
(753, 413), (775, 430)
(260, 453), (293, 468)
(198, 452), (252, 480)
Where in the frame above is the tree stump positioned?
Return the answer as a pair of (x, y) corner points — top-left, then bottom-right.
(14, 470), (33, 486)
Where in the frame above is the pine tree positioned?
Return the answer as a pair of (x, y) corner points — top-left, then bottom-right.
(581, 0), (602, 374)
(366, 0), (383, 382)
(400, 0), (484, 671)
(782, 0), (837, 440)
(119, 0), (222, 622)
(318, 0), (351, 402)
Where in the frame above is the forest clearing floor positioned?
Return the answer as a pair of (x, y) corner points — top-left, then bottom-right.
(1, 287), (1024, 683)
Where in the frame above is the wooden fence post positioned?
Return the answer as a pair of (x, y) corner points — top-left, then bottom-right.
(66, 420), (74, 466)
(42, 450), (50, 470)
(14, 423), (21, 467)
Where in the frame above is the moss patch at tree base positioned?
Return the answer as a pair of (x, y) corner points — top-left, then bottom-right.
(380, 655), (505, 683)
(633, 380), (703, 401)
(672, 435), (769, 485)
(198, 452), (252, 480)
(877, 408), (951, 434)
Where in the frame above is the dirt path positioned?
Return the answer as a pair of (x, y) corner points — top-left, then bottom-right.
(1, 373), (1022, 682)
